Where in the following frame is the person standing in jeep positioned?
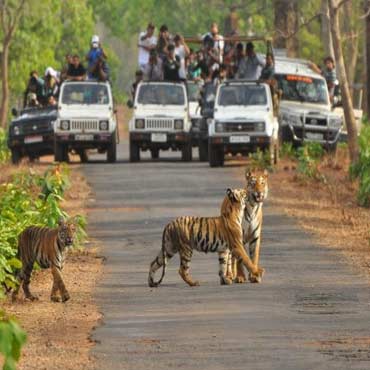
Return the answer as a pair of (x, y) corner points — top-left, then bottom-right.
(163, 44), (181, 81)
(67, 55), (87, 81)
(138, 23), (157, 71)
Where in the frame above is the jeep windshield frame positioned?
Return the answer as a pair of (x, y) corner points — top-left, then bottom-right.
(136, 83), (186, 106)
(217, 84), (268, 107)
(275, 73), (329, 105)
(61, 83), (110, 105)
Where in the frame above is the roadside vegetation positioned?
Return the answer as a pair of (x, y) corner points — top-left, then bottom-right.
(0, 134), (86, 369)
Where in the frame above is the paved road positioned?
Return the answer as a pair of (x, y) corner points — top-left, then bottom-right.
(84, 141), (370, 370)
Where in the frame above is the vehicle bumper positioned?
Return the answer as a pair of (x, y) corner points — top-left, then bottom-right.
(288, 124), (341, 145)
(209, 135), (272, 154)
(130, 132), (191, 150)
(55, 132), (114, 147)
(8, 134), (54, 155)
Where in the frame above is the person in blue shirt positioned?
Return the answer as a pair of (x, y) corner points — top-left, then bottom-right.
(86, 35), (107, 79)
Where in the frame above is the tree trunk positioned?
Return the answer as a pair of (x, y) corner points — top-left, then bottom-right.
(0, 39), (10, 129)
(329, 0), (358, 164)
(365, 0), (370, 115)
(224, 6), (239, 35)
(320, 0), (334, 57)
(274, 0), (299, 57)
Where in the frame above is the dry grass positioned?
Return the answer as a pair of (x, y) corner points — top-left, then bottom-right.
(270, 146), (370, 279)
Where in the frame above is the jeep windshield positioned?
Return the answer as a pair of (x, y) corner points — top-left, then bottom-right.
(137, 84), (185, 105)
(218, 84), (267, 106)
(61, 83), (109, 105)
(275, 74), (329, 105)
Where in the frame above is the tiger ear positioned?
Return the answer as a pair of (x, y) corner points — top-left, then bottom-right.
(58, 217), (65, 226)
(226, 188), (236, 202)
(263, 169), (269, 178)
(245, 169), (252, 180)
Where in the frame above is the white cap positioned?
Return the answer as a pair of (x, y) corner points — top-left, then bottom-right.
(45, 67), (58, 78)
(91, 35), (100, 44)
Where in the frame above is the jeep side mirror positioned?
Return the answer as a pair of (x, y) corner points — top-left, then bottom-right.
(127, 100), (134, 109)
(11, 107), (18, 117)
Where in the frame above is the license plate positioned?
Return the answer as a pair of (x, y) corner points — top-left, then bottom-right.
(151, 133), (167, 143)
(24, 135), (43, 144)
(306, 132), (323, 140)
(230, 135), (250, 143)
(75, 134), (94, 141)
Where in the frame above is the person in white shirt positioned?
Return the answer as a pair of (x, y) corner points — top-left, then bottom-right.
(174, 34), (190, 80)
(138, 23), (157, 71)
(236, 42), (264, 80)
(202, 22), (224, 62)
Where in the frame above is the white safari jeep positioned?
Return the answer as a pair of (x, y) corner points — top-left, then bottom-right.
(275, 57), (343, 150)
(128, 81), (192, 161)
(55, 81), (117, 162)
(208, 81), (279, 167)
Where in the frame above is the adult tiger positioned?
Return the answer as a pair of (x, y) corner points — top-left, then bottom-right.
(148, 188), (264, 287)
(231, 170), (268, 284)
(12, 219), (76, 302)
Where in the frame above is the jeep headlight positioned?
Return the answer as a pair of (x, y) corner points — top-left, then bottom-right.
(174, 119), (184, 130)
(255, 122), (265, 132)
(329, 117), (342, 129)
(99, 120), (109, 130)
(135, 119), (145, 129)
(215, 122), (224, 132)
(60, 120), (70, 130)
(13, 126), (20, 135)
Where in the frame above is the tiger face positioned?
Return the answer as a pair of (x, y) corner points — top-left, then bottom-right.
(245, 170), (268, 203)
(226, 188), (248, 208)
(58, 219), (76, 246)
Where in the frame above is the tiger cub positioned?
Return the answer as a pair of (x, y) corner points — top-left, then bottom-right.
(12, 219), (76, 302)
(230, 170), (268, 284)
(148, 188), (264, 287)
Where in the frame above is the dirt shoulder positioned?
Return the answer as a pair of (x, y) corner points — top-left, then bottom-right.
(269, 148), (370, 280)
(1, 164), (102, 370)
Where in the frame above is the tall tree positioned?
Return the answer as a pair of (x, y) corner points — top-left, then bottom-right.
(0, 0), (27, 129)
(329, 0), (359, 164)
(320, 0), (334, 57)
(273, 0), (300, 57)
(365, 0), (370, 114)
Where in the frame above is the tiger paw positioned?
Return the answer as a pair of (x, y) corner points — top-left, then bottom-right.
(234, 275), (247, 284)
(220, 276), (233, 285)
(61, 292), (70, 302)
(51, 295), (61, 303)
(249, 267), (265, 283)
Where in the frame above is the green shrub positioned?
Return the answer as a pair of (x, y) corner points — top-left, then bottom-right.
(279, 142), (296, 159)
(0, 311), (27, 370)
(350, 124), (370, 207)
(0, 128), (10, 164)
(296, 142), (326, 182)
(248, 148), (272, 171)
(0, 164), (86, 294)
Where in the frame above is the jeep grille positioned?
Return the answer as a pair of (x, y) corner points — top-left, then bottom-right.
(146, 118), (173, 130)
(71, 120), (99, 131)
(303, 117), (328, 127)
(223, 122), (255, 133)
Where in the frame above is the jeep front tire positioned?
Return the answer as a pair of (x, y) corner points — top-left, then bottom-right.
(208, 142), (224, 167)
(129, 138), (140, 162)
(54, 142), (68, 162)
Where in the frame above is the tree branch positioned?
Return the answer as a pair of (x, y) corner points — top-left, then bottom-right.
(275, 12), (323, 40)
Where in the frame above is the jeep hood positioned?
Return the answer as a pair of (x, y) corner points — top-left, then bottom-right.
(134, 104), (187, 118)
(214, 106), (271, 121)
(280, 101), (337, 116)
(58, 105), (112, 119)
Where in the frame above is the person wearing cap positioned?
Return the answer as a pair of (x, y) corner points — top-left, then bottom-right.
(45, 67), (60, 99)
(163, 44), (181, 81)
(236, 42), (264, 80)
(67, 55), (87, 81)
(138, 23), (157, 71)
(143, 49), (163, 81)
(86, 35), (107, 79)
(174, 34), (190, 81)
